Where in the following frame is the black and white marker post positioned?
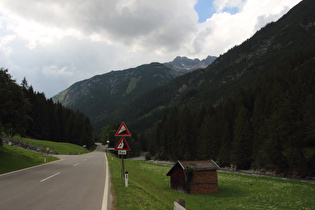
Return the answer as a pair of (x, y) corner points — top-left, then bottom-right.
(125, 171), (128, 187)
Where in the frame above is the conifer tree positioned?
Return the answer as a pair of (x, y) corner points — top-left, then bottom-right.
(231, 105), (253, 169)
(0, 68), (30, 136)
(176, 107), (193, 160)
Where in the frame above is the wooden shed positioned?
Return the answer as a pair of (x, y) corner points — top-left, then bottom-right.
(166, 160), (220, 194)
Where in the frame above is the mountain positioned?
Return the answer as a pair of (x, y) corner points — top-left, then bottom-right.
(121, 0), (314, 175)
(105, 0), (315, 133)
(53, 63), (176, 123)
(52, 0), (315, 175)
(53, 56), (216, 129)
(54, 0), (314, 137)
(165, 55), (217, 73)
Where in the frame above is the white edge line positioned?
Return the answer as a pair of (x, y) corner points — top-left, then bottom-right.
(102, 152), (109, 210)
(73, 163), (80, 167)
(40, 172), (61, 182)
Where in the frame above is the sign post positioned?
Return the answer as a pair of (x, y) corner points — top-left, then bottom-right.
(121, 156), (124, 179)
(114, 122), (131, 179)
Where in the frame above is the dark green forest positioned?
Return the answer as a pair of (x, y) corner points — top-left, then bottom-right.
(146, 55), (315, 177)
(0, 68), (95, 148)
(99, 0), (315, 177)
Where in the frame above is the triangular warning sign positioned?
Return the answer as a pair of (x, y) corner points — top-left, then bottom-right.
(115, 122), (131, 136)
(114, 137), (131, 151)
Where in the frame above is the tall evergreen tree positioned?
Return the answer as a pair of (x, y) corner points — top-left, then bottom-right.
(231, 105), (253, 169)
(0, 68), (30, 136)
(252, 93), (267, 169)
(165, 107), (179, 160)
(176, 107), (193, 160)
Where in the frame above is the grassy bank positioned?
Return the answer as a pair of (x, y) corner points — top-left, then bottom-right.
(13, 137), (89, 155)
(0, 145), (59, 174)
(108, 154), (315, 209)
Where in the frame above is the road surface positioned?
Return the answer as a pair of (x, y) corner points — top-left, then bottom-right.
(0, 145), (111, 210)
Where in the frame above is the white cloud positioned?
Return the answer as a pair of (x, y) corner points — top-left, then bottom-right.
(213, 0), (246, 12)
(0, 0), (301, 97)
(192, 0), (301, 57)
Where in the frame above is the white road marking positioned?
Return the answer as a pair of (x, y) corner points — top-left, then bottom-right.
(102, 153), (109, 210)
(0, 159), (63, 178)
(73, 163), (80, 167)
(40, 172), (61, 182)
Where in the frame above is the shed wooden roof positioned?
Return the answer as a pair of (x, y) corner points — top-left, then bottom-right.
(166, 160), (220, 176)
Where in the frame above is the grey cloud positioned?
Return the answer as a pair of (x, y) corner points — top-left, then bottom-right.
(1, 0), (300, 98)
(1, 0), (197, 52)
(192, 27), (212, 54)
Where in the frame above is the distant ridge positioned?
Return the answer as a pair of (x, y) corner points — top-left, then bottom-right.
(52, 56), (216, 130)
(165, 55), (217, 72)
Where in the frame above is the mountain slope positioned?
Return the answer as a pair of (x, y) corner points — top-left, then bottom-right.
(53, 62), (178, 122)
(143, 0), (315, 175)
(109, 0), (315, 133)
(53, 56), (216, 131)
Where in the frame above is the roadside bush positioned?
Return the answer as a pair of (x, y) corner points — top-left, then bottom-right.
(0, 123), (3, 146)
(145, 152), (152, 160)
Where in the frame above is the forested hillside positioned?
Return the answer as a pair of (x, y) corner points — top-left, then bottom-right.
(113, 0), (314, 176)
(0, 68), (95, 148)
(140, 0), (315, 176)
(53, 57), (216, 133)
(149, 56), (315, 176)
(115, 0), (315, 136)
(53, 63), (178, 132)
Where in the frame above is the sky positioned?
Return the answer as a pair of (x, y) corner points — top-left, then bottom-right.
(0, 0), (301, 98)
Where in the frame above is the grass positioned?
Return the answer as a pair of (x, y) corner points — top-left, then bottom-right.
(108, 154), (315, 209)
(14, 137), (89, 155)
(0, 137), (90, 174)
(0, 144), (59, 174)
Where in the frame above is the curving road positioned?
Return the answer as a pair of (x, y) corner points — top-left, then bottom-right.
(0, 145), (111, 210)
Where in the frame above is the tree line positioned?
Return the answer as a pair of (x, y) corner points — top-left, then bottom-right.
(0, 68), (95, 148)
(146, 57), (315, 177)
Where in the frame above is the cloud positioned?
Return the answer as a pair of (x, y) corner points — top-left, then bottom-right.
(0, 0), (198, 53)
(0, 0), (301, 97)
(213, 0), (246, 13)
(191, 0), (301, 57)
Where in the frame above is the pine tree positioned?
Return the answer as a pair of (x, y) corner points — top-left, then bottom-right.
(251, 93), (267, 169)
(231, 105), (253, 169)
(176, 107), (193, 160)
(217, 122), (232, 166)
(0, 68), (30, 136)
(165, 107), (179, 160)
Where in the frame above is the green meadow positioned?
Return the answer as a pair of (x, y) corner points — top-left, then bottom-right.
(0, 137), (89, 174)
(13, 137), (89, 155)
(108, 154), (315, 209)
(0, 144), (59, 174)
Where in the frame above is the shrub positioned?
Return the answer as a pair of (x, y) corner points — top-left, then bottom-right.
(145, 152), (152, 160)
(0, 123), (3, 146)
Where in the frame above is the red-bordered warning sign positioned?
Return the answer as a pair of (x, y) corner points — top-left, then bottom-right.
(115, 122), (131, 136)
(114, 137), (131, 151)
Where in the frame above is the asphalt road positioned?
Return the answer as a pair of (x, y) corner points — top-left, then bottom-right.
(0, 145), (110, 210)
